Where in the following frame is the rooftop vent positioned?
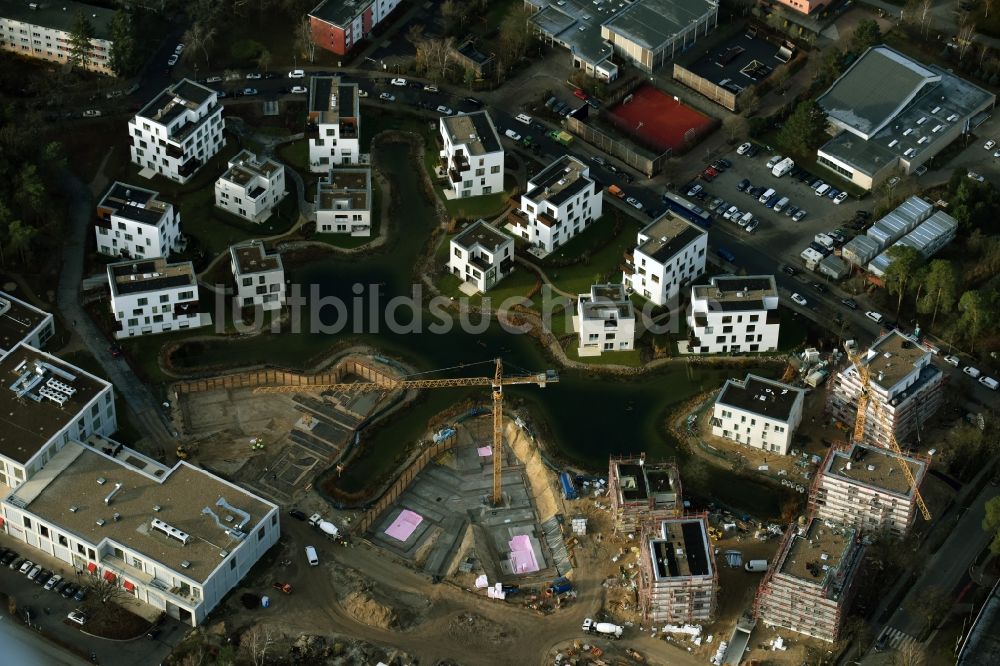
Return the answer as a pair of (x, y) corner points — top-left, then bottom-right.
(113, 512), (121, 522)
(96, 477), (107, 485)
(153, 505), (161, 512)
(104, 482), (123, 505)
(96, 519), (106, 526)
(151, 518), (191, 545)
(69, 505), (79, 513)
(220, 550), (229, 558)
(180, 560), (191, 569)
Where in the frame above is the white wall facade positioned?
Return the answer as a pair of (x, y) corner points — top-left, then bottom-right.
(0, 16), (112, 74)
(625, 230), (706, 307)
(108, 264), (206, 339)
(576, 286), (635, 355)
(512, 159), (602, 254)
(215, 154), (286, 223)
(309, 123), (361, 172)
(448, 224), (514, 293)
(711, 403), (798, 455)
(95, 204), (181, 260)
(439, 116), (504, 199)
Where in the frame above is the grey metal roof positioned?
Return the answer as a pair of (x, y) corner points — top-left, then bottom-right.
(602, 0), (718, 51)
(868, 210), (957, 275)
(841, 235), (880, 266)
(527, 0), (615, 66)
(867, 196), (933, 247)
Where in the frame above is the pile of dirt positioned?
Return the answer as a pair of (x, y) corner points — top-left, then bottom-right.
(506, 422), (558, 521)
(342, 591), (396, 629)
(447, 612), (515, 646)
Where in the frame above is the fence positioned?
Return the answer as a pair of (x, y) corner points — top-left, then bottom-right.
(672, 63), (738, 112)
(354, 438), (456, 534)
(171, 358), (398, 394)
(565, 116), (668, 177)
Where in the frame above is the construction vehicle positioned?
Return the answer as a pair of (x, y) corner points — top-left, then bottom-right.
(625, 648), (645, 662)
(607, 184), (626, 199)
(253, 359), (557, 505)
(272, 582), (292, 594)
(594, 622), (623, 639)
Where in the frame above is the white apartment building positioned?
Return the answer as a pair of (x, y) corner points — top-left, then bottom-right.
(2, 440), (279, 626)
(315, 168), (372, 236)
(712, 374), (805, 456)
(448, 219), (514, 293)
(576, 284), (635, 356)
(0, 343), (115, 492)
(827, 330), (944, 447)
(687, 275), (780, 354)
(107, 258), (210, 339)
(95, 182), (182, 259)
(0, 0), (115, 74)
(623, 213), (707, 307)
(510, 155), (602, 254)
(214, 150), (286, 223)
(0, 291), (55, 356)
(307, 76), (361, 171)
(129, 79), (225, 184)
(230, 241), (285, 312)
(439, 111), (504, 198)
(812, 443), (928, 539)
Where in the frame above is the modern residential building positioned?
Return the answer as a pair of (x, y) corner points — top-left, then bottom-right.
(307, 76), (362, 171)
(827, 330), (944, 447)
(622, 213), (707, 307)
(0, 343), (115, 492)
(107, 258), (210, 339)
(129, 79), (226, 184)
(229, 241), (285, 312)
(811, 443), (928, 539)
(815, 45), (995, 190)
(711, 374), (805, 456)
(687, 275), (780, 354)
(308, 0), (403, 56)
(448, 220), (514, 293)
(95, 182), (182, 259)
(575, 284), (635, 356)
(755, 518), (865, 642)
(0, 0), (115, 74)
(608, 455), (683, 534)
(638, 515), (717, 623)
(315, 167), (372, 236)
(509, 155), (602, 254)
(1, 440), (278, 626)
(0, 291), (55, 356)
(439, 111), (504, 199)
(600, 0), (719, 73)
(214, 150), (286, 223)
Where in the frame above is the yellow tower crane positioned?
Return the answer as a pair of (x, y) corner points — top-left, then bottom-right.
(253, 359), (558, 505)
(848, 350), (931, 521)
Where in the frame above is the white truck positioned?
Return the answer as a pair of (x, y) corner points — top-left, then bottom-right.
(594, 622), (624, 639)
(745, 559), (769, 572)
(771, 157), (794, 178)
(814, 233), (835, 250)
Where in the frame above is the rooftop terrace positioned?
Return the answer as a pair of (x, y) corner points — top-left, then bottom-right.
(649, 517), (712, 580)
(635, 213), (705, 264)
(230, 241), (281, 275)
(524, 156), (594, 207)
(441, 111), (502, 156)
(717, 374), (802, 422)
(452, 219), (511, 252)
(825, 443), (925, 497)
(317, 168), (370, 210)
(692, 275), (776, 312)
(108, 259), (196, 296)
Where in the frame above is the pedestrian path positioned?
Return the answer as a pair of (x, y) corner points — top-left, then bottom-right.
(875, 626), (919, 652)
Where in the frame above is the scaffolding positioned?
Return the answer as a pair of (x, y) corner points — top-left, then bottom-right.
(638, 513), (718, 624)
(608, 454), (683, 535)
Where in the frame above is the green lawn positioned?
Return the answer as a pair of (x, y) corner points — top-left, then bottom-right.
(276, 140), (310, 172)
(541, 213), (636, 295)
(442, 184), (514, 221)
(179, 188), (299, 257)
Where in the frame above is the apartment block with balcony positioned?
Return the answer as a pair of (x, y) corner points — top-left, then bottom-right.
(608, 455), (682, 534)
(755, 518), (865, 643)
(230, 240), (285, 312)
(687, 275), (780, 354)
(0, 343), (115, 493)
(827, 330), (944, 447)
(95, 182), (182, 260)
(1, 440), (278, 627)
(439, 111), (504, 199)
(107, 258), (210, 339)
(811, 443), (928, 538)
(215, 150), (286, 223)
(315, 167), (372, 236)
(0, 291), (55, 357)
(448, 219), (514, 293)
(639, 516), (717, 624)
(509, 155), (602, 254)
(308, 0), (402, 56)
(129, 79), (225, 184)
(622, 213), (707, 307)
(711, 374), (805, 456)
(0, 0), (114, 74)
(307, 76), (362, 171)
(576, 284), (634, 356)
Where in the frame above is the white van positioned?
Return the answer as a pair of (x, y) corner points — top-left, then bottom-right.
(759, 187), (776, 204)
(739, 212), (754, 227)
(305, 545), (319, 566)
(979, 376), (999, 390)
(515, 113), (532, 125)
(773, 196), (790, 212)
(745, 559), (769, 573)
(815, 183), (831, 197)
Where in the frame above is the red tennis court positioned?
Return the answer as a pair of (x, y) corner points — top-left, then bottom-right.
(607, 85), (716, 154)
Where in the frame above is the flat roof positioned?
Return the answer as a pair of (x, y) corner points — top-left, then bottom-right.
(579, 283), (633, 321)
(649, 517), (712, 579)
(0, 0), (115, 39)
(825, 443), (926, 497)
(525, 156), (595, 207)
(635, 213), (705, 264)
(230, 241), (281, 276)
(680, 30), (780, 94)
(526, 0), (615, 66)
(97, 181), (171, 227)
(603, 0), (718, 50)
(309, 0), (366, 29)
(716, 374), (803, 423)
(317, 167), (371, 211)
(0, 292), (52, 354)
(452, 219), (511, 252)
(613, 459), (679, 503)
(308, 77), (358, 124)
(137, 80), (216, 137)
(17, 442), (275, 583)
(0, 344), (108, 464)
(692, 275), (776, 312)
(441, 111), (502, 156)
(777, 518), (859, 589)
(220, 150), (282, 188)
(108, 258), (196, 296)
(858, 330), (929, 392)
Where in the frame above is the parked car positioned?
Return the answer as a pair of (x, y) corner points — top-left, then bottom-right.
(246, 72), (261, 79)
(19, 560), (34, 574)
(423, 84), (439, 92)
(745, 144), (759, 157)
(242, 88), (258, 96)
(34, 569), (52, 586)
(60, 583), (77, 599)
(736, 178), (750, 192)
(167, 54), (178, 66)
(968, 171), (986, 182)
(0, 550), (16, 566)
(782, 265), (798, 276)
(984, 139), (996, 150)
(82, 109), (101, 118)
(73, 587), (88, 602)
(811, 282), (828, 294)
(745, 219), (760, 233)
(436, 105), (453, 115)
(289, 86), (308, 94)
(288, 69), (305, 78)
(463, 96), (484, 107)
(626, 197), (643, 210)
(174, 43), (185, 54)
(766, 155), (783, 169)
(834, 191), (849, 204)
(502, 129), (521, 142)
(67, 610), (88, 626)
(980, 376), (999, 390)
(26, 564), (42, 580)
(865, 311), (884, 324)
(841, 297), (858, 310)
(736, 142), (752, 155)
(785, 205), (799, 218)
(687, 183), (703, 197)
(591, 155), (607, 166)
(792, 209), (807, 222)
(943, 354), (961, 367)
(45, 574), (63, 591)
(827, 187), (841, 200)
(790, 293), (808, 306)
(379, 92), (395, 102)
(289, 508), (307, 521)
(963, 366), (982, 378)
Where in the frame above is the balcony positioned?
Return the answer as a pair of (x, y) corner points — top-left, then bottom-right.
(166, 143), (185, 159)
(448, 169), (463, 184)
(178, 157), (201, 178)
(102, 553), (154, 586)
(340, 122), (358, 139)
(536, 212), (557, 228)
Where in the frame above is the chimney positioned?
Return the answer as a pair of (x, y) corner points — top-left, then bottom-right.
(104, 482), (123, 505)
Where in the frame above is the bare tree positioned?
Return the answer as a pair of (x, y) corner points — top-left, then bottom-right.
(740, 89), (760, 117)
(240, 624), (276, 666)
(957, 21), (977, 62)
(979, 43), (991, 68)
(91, 572), (129, 606)
(182, 22), (216, 68)
(986, 0), (995, 19)
(257, 49), (272, 74)
(894, 640), (927, 666)
(723, 115), (749, 143)
(919, 0), (933, 37)
(295, 18), (317, 63)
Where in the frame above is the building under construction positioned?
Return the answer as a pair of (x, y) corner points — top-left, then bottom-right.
(608, 455), (682, 534)
(754, 517), (865, 642)
(827, 331), (944, 447)
(638, 515), (718, 624)
(810, 442), (928, 538)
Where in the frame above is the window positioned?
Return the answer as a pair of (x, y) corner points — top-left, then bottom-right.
(257, 526), (266, 541)
(137, 297), (148, 306)
(23, 516), (31, 529)
(88, 548), (96, 560)
(230, 558), (237, 570)
(490, 165), (500, 174)
(58, 534), (69, 547)
(271, 514), (277, 526)
(39, 525), (49, 538)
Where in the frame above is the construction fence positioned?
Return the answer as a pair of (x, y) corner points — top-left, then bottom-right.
(171, 358), (397, 395)
(565, 116), (668, 178)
